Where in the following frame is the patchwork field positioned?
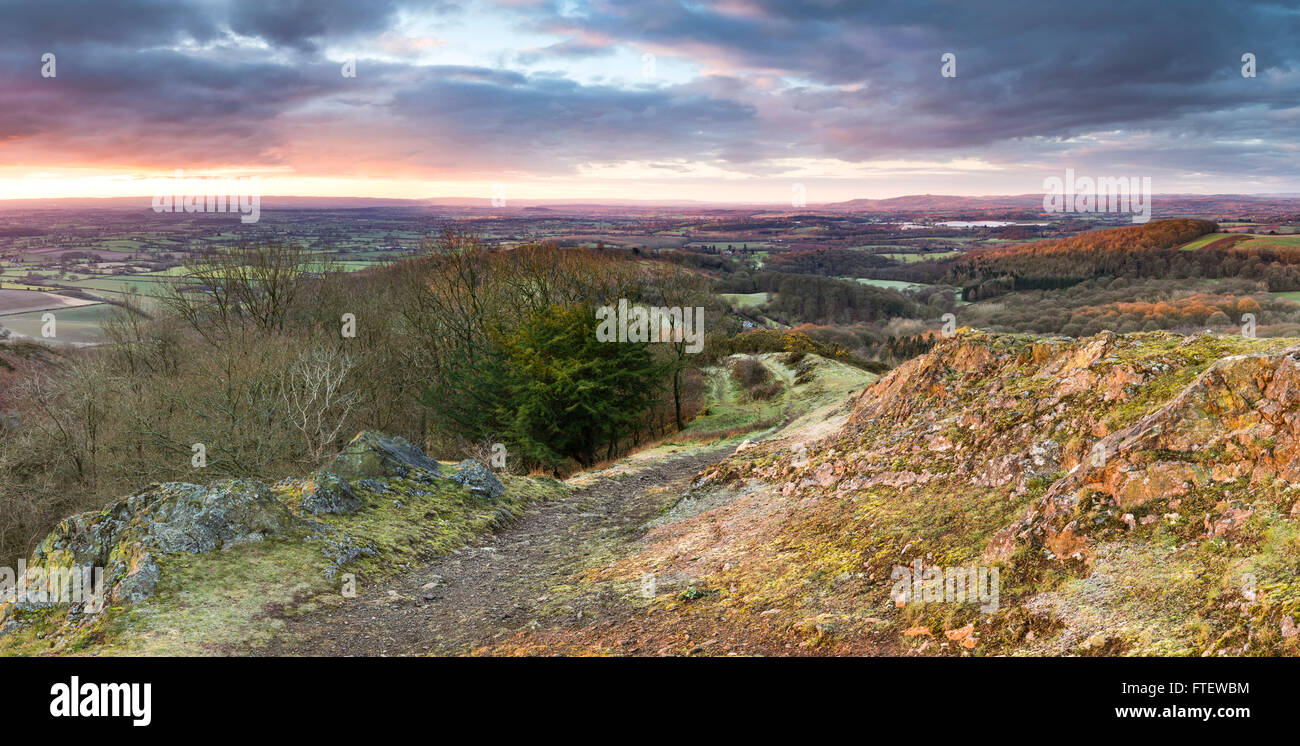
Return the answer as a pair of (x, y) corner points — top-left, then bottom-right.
(0, 303), (118, 344)
(1180, 232), (1300, 252)
(0, 288), (100, 314)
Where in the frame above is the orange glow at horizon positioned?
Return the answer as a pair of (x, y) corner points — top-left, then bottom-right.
(0, 169), (835, 203)
(0, 159), (1037, 204)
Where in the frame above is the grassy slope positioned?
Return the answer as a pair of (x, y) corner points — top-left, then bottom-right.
(559, 332), (1300, 656)
(1178, 232), (1236, 250)
(719, 291), (769, 309)
(676, 353), (873, 440)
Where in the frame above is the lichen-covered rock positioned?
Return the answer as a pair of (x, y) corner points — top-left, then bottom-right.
(990, 347), (1300, 565)
(356, 478), (391, 494)
(450, 459), (505, 501)
(114, 554), (161, 604)
(1023, 439), (1062, 480)
(331, 431), (442, 482)
(22, 479), (292, 609)
(299, 470), (363, 515)
(315, 529), (378, 580)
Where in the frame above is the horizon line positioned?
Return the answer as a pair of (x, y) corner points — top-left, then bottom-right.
(2, 191), (1299, 208)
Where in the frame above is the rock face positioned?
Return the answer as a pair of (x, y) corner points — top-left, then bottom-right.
(730, 330), (1300, 581)
(331, 431), (442, 482)
(990, 346), (1300, 565)
(356, 478), (391, 494)
(23, 479), (293, 608)
(2, 431), (494, 628)
(450, 459), (505, 501)
(299, 470), (363, 515)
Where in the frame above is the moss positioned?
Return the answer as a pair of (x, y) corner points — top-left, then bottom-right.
(1, 472), (569, 656)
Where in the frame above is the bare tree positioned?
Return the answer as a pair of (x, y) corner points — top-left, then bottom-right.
(643, 265), (718, 431)
(279, 345), (359, 465)
(161, 241), (329, 345)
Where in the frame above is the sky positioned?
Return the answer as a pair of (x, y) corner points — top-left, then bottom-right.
(2, 0), (1299, 203)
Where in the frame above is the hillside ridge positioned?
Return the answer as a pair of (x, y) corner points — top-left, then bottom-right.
(585, 329), (1300, 656)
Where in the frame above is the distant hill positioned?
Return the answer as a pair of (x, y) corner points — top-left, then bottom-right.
(0, 196), (427, 211)
(4, 193), (1300, 216)
(949, 219), (1224, 299)
(821, 194), (1045, 212)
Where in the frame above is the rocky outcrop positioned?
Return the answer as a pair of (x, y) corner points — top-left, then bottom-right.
(988, 346), (1300, 565)
(734, 330), (1300, 585)
(450, 459), (504, 501)
(2, 431), (461, 625)
(299, 470), (363, 515)
(331, 431), (442, 482)
(14, 480), (292, 611)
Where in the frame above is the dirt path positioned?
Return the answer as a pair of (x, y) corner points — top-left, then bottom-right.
(262, 446), (730, 656)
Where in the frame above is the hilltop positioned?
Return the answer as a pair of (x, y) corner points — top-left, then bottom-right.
(477, 330), (1300, 656)
(10, 325), (1300, 657)
(0, 352), (874, 656)
(9, 320), (1300, 656)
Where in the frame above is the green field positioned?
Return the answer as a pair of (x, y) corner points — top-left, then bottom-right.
(720, 292), (770, 309)
(1242, 235), (1300, 248)
(1179, 233), (1236, 250)
(60, 276), (169, 295)
(0, 304), (120, 344)
(1182, 233), (1300, 251)
(878, 251), (960, 263)
(846, 244), (912, 251)
(333, 260), (390, 271)
(851, 277), (928, 291)
(0, 247), (391, 344)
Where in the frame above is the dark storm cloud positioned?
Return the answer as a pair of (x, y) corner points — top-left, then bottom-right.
(0, 0), (222, 46)
(0, 0), (459, 51)
(2, 0), (1299, 184)
(495, 0), (1300, 180)
(382, 68), (757, 171)
(0, 41), (346, 165)
(227, 0), (460, 53)
(530, 0), (1300, 142)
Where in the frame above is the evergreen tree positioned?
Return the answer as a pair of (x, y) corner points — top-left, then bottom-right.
(494, 304), (665, 470)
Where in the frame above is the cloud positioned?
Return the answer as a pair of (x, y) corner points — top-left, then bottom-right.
(515, 38), (617, 65)
(1, 0), (1298, 193)
(227, 0), (460, 53)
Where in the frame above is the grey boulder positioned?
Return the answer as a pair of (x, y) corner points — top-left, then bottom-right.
(331, 431), (442, 482)
(299, 470), (363, 515)
(23, 479), (292, 608)
(450, 459), (505, 501)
